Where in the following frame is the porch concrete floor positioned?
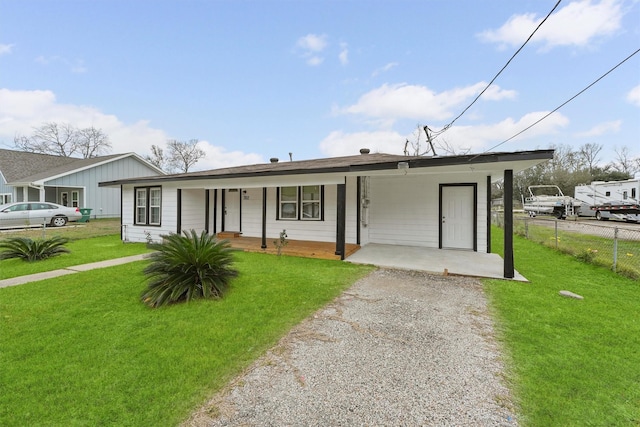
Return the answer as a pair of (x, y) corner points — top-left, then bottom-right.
(345, 243), (528, 282)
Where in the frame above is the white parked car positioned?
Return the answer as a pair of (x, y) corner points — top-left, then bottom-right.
(0, 202), (83, 228)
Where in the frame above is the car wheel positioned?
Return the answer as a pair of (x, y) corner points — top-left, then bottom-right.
(554, 210), (563, 219)
(51, 216), (68, 227)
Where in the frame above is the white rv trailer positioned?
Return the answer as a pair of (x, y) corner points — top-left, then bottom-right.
(574, 179), (640, 222)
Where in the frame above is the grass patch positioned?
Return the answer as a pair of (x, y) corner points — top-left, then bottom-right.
(0, 217), (122, 240)
(485, 227), (640, 426)
(513, 219), (640, 279)
(0, 234), (150, 280)
(0, 252), (373, 426)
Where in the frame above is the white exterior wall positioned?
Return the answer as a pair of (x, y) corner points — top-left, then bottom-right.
(180, 189), (206, 233)
(120, 173), (489, 251)
(121, 183), (179, 243)
(365, 172), (489, 252)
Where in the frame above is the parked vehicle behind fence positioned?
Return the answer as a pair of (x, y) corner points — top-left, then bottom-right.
(0, 202), (83, 228)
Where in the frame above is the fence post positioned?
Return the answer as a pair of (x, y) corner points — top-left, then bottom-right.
(555, 220), (558, 249)
(613, 227), (618, 273)
(41, 218), (46, 239)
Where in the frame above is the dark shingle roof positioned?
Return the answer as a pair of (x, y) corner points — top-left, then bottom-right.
(0, 149), (78, 182)
(99, 149), (555, 187)
(0, 149), (135, 184)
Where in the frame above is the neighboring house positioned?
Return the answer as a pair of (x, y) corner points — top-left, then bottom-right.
(100, 148), (554, 278)
(0, 149), (164, 218)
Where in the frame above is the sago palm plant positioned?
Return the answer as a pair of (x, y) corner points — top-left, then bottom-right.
(0, 236), (70, 262)
(141, 230), (239, 307)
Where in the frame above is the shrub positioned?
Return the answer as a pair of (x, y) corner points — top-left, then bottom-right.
(141, 230), (239, 307)
(0, 236), (70, 262)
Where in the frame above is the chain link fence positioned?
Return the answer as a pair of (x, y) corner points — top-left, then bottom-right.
(493, 213), (640, 280)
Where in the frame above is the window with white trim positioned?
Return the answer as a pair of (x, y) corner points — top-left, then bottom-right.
(301, 185), (321, 220)
(278, 185), (323, 220)
(0, 194), (11, 204)
(71, 191), (79, 207)
(135, 186), (162, 225)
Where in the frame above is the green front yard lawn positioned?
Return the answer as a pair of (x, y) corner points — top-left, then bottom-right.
(0, 234), (150, 280)
(0, 251), (373, 426)
(485, 227), (640, 426)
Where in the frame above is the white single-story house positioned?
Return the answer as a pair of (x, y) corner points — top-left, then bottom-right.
(0, 149), (164, 218)
(100, 148), (554, 279)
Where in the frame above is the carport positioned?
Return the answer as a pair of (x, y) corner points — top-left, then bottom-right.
(346, 244), (528, 281)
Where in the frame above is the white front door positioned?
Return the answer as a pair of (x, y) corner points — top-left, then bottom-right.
(441, 185), (475, 250)
(224, 189), (241, 231)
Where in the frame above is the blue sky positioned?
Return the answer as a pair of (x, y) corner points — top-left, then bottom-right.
(1, 0), (638, 171)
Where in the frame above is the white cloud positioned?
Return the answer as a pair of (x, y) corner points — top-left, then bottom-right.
(339, 42), (349, 65)
(0, 88), (263, 169)
(295, 33), (328, 66)
(0, 44), (14, 55)
(372, 62), (398, 77)
(319, 130), (406, 157)
(335, 82), (517, 123)
(195, 143), (264, 171)
(575, 120), (622, 137)
(477, 0), (624, 50)
(319, 111), (569, 157)
(627, 84), (640, 106)
(35, 55), (88, 74)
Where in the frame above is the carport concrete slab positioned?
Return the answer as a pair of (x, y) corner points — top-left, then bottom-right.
(346, 244), (527, 282)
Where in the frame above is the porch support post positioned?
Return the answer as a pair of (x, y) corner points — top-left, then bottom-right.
(356, 177), (361, 245)
(503, 169), (514, 278)
(176, 189), (182, 235)
(221, 190), (226, 231)
(205, 190), (210, 234)
(213, 189), (218, 235)
(486, 175), (492, 253)
(335, 182), (346, 259)
(261, 187), (267, 249)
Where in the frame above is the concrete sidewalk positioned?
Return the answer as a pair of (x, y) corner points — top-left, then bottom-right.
(0, 254), (150, 289)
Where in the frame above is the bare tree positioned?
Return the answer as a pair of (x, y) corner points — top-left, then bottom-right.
(77, 126), (111, 158)
(13, 122), (111, 158)
(609, 146), (639, 176)
(403, 124), (470, 157)
(578, 143), (602, 178)
(145, 145), (168, 170)
(167, 139), (205, 173)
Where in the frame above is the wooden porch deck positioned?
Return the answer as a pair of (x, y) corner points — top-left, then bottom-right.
(217, 234), (360, 260)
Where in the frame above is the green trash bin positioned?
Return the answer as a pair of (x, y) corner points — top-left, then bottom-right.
(78, 208), (92, 223)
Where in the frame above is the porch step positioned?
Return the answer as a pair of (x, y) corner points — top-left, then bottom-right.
(217, 231), (242, 239)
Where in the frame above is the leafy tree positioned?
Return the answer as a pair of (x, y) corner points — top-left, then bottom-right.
(14, 122), (111, 158)
(141, 230), (238, 307)
(167, 139), (205, 173)
(0, 236), (70, 262)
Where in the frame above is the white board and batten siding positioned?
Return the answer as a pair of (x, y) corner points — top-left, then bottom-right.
(48, 156), (161, 218)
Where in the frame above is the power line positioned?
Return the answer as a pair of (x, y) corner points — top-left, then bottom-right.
(480, 47), (640, 155)
(430, 0), (563, 138)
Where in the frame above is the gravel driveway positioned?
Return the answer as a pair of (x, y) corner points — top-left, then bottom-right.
(185, 269), (518, 427)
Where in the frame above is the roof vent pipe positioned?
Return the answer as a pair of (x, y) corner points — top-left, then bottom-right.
(270, 157), (279, 163)
(359, 148), (370, 155)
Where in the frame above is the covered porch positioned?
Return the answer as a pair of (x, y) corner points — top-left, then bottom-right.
(217, 234), (360, 260)
(220, 235), (526, 281)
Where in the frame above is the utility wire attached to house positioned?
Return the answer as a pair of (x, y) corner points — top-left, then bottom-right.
(477, 47), (640, 156)
(427, 0), (563, 140)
